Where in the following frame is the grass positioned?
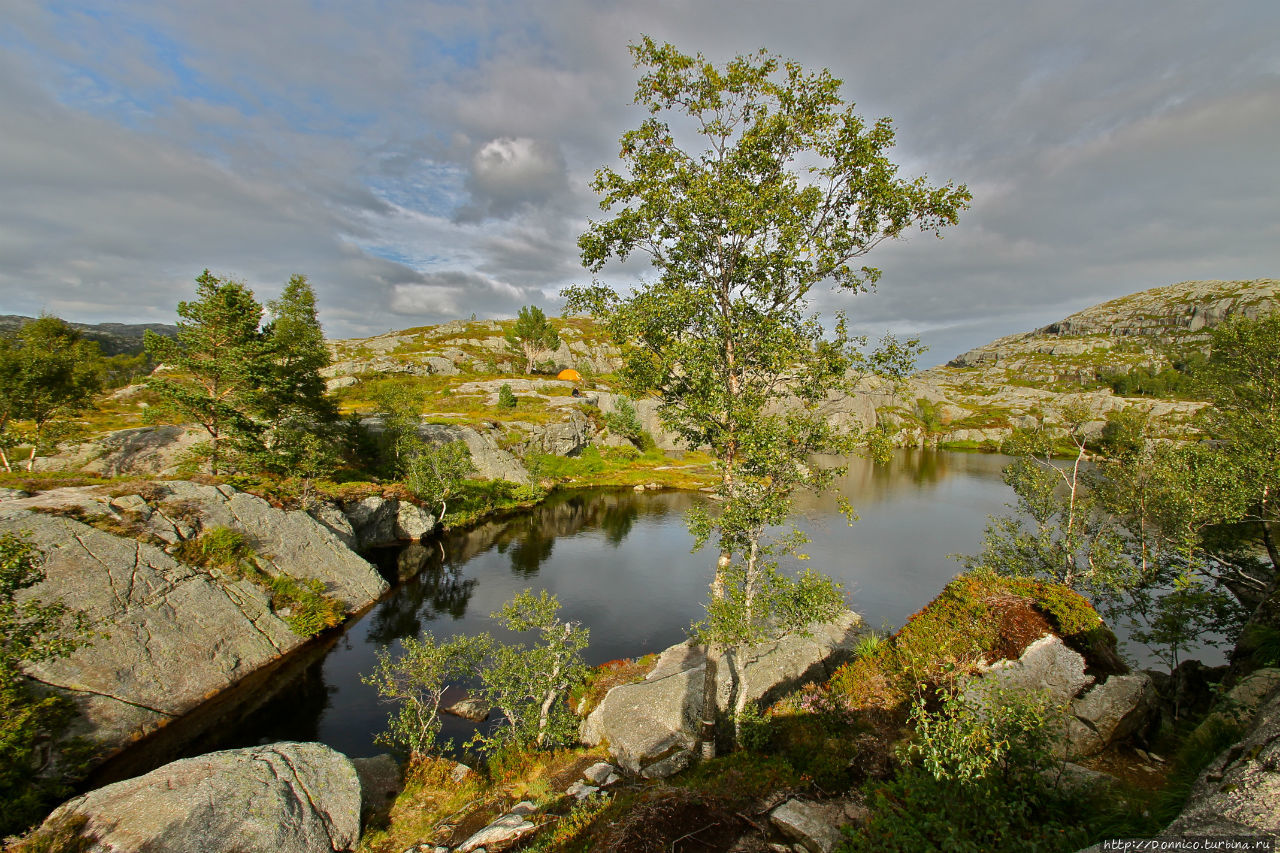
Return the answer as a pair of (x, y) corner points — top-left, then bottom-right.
(526, 445), (716, 491)
(570, 653), (659, 716)
(173, 527), (345, 637)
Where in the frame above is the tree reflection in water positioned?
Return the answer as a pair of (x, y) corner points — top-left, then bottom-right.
(363, 543), (478, 645)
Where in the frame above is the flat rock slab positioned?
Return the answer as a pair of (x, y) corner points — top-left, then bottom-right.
(0, 483), (388, 765)
(39, 742), (361, 853)
(455, 801), (539, 853)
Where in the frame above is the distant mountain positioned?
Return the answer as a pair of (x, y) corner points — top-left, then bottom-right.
(0, 315), (177, 356)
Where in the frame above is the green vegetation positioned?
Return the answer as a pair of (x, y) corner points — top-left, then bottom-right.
(497, 382), (517, 409)
(145, 270), (337, 476)
(363, 633), (489, 756)
(566, 36), (968, 756)
(173, 527), (344, 637)
(505, 306), (561, 374)
(0, 532), (93, 837)
(0, 316), (104, 472)
(366, 589), (587, 760)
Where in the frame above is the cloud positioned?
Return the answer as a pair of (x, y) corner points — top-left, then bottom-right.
(0, 0), (1275, 357)
(389, 270), (535, 321)
(456, 137), (569, 222)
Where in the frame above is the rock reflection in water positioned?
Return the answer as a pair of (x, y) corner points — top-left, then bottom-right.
(160, 453), (1020, 763)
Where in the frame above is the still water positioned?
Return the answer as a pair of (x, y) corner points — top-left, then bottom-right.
(186, 448), (1019, 761)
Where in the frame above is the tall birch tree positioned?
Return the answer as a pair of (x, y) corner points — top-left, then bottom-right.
(565, 38), (969, 755)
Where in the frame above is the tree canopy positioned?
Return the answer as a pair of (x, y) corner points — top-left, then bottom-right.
(0, 316), (103, 472)
(566, 37), (969, 754)
(504, 305), (561, 374)
(145, 270), (336, 476)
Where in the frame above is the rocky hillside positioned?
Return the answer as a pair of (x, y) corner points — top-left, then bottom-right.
(887, 278), (1280, 448)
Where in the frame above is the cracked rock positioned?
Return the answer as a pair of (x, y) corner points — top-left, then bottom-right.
(37, 742), (361, 853)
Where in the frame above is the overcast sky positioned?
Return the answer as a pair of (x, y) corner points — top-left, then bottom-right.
(2, 1), (1277, 364)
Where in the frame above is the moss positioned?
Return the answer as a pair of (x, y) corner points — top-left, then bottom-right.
(825, 572), (1112, 710)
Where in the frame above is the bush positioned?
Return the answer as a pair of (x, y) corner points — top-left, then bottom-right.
(603, 395), (644, 442)
(0, 532), (92, 837)
(363, 633), (491, 757)
(498, 384), (517, 409)
(843, 685), (1088, 853)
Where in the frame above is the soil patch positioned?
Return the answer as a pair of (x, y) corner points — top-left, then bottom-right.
(599, 787), (744, 853)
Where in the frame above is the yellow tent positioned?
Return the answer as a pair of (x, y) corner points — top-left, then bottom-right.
(557, 368), (582, 383)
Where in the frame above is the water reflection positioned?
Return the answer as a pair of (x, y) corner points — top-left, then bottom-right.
(166, 451), (1020, 763)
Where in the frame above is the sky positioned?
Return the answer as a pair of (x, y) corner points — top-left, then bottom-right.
(1, 1), (1277, 365)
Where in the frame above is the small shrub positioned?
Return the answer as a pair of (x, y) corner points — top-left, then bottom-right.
(523, 793), (610, 853)
(498, 384), (517, 409)
(267, 575), (346, 637)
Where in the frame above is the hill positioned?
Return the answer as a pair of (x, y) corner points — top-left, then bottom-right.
(0, 315), (177, 356)
(886, 278), (1280, 448)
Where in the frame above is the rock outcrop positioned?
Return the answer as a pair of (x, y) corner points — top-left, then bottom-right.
(34, 424), (207, 477)
(1160, 683), (1280, 839)
(0, 482), (387, 766)
(894, 278), (1279, 448)
(37, 742), (361, 853)
(582, 610), (865, 777)
(968, 633), (1157, 759)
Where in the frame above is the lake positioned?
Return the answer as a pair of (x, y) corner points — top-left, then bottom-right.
(170, 448), (1023, 762)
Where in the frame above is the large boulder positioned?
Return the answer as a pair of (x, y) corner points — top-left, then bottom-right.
(969, 633), (1156, 759)
(339, 495), (435, 549)
(1065, 673), (1157, 756)
(37, 742), (361, 853)
(972, 634), (1094, 705)
(582, 610), (864, 777)
(0, 483), (387, 764)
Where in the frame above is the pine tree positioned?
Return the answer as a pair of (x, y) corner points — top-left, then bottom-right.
(258, 275), (339, 473)
(145, 270), (268, 476)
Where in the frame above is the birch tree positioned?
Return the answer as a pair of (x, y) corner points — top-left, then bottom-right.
(565, 37), (969, 755)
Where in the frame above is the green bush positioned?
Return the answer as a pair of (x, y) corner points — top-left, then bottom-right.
(498, 383), (517, 409)
(843, 685), (1089, 853)
(0, 532), (92, 837)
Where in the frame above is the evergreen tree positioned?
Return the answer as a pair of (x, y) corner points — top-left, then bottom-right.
(258, 275), (339, 473)
(145, 270), (268, 476)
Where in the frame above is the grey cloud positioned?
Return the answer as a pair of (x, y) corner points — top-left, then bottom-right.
(0, 0), (1276, 355)
(455, 137), (570, 222)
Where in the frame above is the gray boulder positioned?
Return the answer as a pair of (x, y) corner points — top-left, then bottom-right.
(455, 801), (538, 853)
(1065, 673), (1157, 757)
(971, 634), (1094, 706)
(970, 633), (1157, 759)
(582, 611), (864, 777)
(38, 742), (361, 853)
(769, 798), (845, 853)
(1161, 689), (1280, 839)
(342, 495), (400, 549)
